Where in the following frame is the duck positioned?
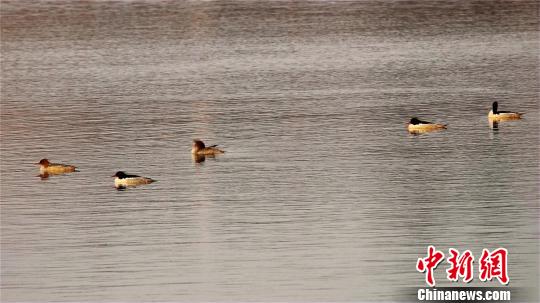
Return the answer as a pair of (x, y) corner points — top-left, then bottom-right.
(191, 139), (225, 156)
(36, 158), (77, 175)
(407, 117), (447, 133)
(112, 171), (155, 187)
(488, 102), (523, 121)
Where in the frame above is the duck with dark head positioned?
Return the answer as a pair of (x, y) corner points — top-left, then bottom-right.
(191, 139), (225, 156)
(112, 171), (155, 188)
(407, 117), (447, 134)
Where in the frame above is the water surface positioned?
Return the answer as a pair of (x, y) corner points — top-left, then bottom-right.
(1, 0), (539, 301)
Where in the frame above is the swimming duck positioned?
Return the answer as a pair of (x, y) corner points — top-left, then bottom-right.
(36, 159), (77, 175)
(112, 171), (155, 187)
(191, 139), (225, 156)
(488, 102), (523, 121)
(407, 117), (447, 133)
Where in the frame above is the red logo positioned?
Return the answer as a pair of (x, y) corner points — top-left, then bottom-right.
(446, 248), (474, 283)
(479, 248), (509, 285)
(416, 246), (445, 287)
(417, 246), (509, 286)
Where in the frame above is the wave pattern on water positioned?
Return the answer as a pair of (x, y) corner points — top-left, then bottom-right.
(1, 0), (539, 301)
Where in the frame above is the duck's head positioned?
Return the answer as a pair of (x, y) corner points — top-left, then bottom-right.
(192, 139), (206, 151)
(37, 159), (50, 167)
(112, 171), (127, 179)
(410, 117), (421, 125)
(492, 102), (499, 114)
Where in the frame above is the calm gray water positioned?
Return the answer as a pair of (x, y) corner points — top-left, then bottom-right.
(1, 0), (539, 301)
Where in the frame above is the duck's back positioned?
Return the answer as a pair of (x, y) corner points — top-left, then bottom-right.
(115, 176), (155, 186)
(488, 110), (522, 120)
(407, 122), (446, 131)
(200, 147), (225, 155)
(41, 163), (77, 174)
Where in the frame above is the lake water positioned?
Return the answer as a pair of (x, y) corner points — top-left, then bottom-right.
(1, 0), (538, 301)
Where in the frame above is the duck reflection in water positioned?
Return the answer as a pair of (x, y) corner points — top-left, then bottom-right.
(192, 153), (206, 164)
(489, 119), (499, 130)
(192, 153), (224, 164)
(38, 172), (50, 180)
